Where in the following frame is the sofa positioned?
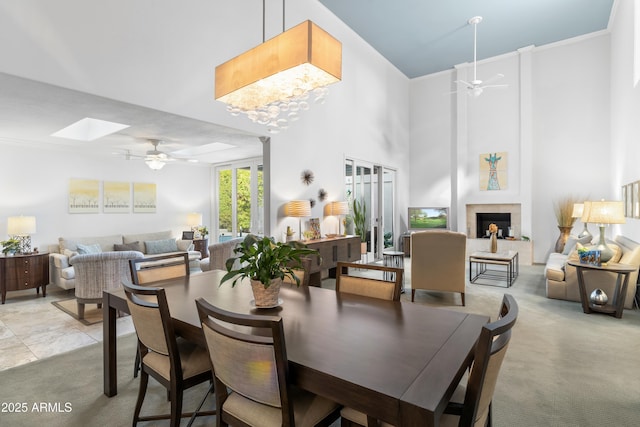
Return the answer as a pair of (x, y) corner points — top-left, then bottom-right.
(49, 230), (201, 290)
(545, 235), (640, 309)
(199, 237), (243, 272)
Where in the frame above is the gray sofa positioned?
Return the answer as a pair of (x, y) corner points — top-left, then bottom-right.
(545, 235), (640, 309)
(49, 230), (201, 290)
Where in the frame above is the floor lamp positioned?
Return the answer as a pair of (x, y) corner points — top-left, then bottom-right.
(285, 200), (311, 240)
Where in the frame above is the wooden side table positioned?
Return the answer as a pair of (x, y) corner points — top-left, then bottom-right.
(193, 238), (209, 259)
(0, 252), (49, 304)
(568, 260), (637, 318)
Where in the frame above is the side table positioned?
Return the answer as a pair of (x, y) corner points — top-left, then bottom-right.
(193, 238), (209, 259)
(567, 260), (637, 319)
(0, 252), (49, 304)
(383, 251), (405, 293)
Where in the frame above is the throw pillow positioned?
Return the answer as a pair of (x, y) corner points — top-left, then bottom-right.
(76, 243), (102, 254)
(114, 241), (141, 252)
(145, 238), (178, 255)
(562, 236), (579, 255)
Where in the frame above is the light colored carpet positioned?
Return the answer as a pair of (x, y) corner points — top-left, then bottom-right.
(1, 263), (638, 426)
(51, 298), (103, 325)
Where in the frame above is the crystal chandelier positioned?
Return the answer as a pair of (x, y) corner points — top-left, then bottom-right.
(215, 3), (341, 134)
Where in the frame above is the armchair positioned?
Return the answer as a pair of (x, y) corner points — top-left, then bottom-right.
(410, 230), (467, 305)
(71, 250), (144, 319)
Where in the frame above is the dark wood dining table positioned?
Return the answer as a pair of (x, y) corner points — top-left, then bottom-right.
(103, 270), (488, 426)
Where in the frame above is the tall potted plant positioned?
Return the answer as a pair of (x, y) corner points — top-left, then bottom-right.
(553, 196), (579, 253)
(352, 198), (368, 254)
(221, 234), (318, 307)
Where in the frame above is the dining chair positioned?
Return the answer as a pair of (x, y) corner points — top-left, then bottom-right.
(195, 297), (342, 427)
(129, 252), (190, 285)
(335, 262), (403, 301)
(340, 294), (519, 427)
(283, 256), (312, 287)
(123, 283), (215, 427)
(129, 252), (190, 378)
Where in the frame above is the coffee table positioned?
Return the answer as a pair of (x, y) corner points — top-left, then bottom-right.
(469, 251), (519, 287)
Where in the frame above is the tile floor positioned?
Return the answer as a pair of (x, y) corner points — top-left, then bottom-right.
(0, 285), (135, 371)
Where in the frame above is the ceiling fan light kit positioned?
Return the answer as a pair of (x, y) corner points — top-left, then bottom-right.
(454, 16), (507, 97)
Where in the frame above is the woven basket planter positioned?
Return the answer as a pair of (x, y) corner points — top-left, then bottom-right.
(250, 278), (282, 307)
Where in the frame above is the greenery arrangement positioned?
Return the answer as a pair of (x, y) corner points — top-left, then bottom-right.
(553, 196), (579, 227)
(352, 198), (368, 242)
(197, 226), (209, 239)
(221, 234), (318, 288)
(1, 238), (21, 254)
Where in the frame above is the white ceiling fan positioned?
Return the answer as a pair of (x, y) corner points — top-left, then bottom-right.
(455, 16), (507, 97)
(119, 139), (192, 170)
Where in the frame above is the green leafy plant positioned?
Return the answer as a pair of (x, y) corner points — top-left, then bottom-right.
(352, 198), (368, 242)
(1, 238), (21, 254)
(198, 226), (209, 239)
(221, 234), (318, 288)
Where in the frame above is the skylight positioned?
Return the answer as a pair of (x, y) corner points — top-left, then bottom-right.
(51, 117), (129, 141)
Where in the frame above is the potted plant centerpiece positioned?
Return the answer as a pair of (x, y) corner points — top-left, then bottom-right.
(352, 198), (368, 254)
(221, 234), (318, 307)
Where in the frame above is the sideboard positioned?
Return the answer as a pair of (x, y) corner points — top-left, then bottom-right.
(1, 252), (49, 304)
(304, 236), (361, 286)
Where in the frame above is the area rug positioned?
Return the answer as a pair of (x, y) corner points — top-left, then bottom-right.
(52, 298), (103, 325)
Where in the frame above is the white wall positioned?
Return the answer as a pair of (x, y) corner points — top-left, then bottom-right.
(610, 0), (640, 240)
(0, 142), (210, 251)
(0, 0), (410, 244)
(409, 33), (612, 263)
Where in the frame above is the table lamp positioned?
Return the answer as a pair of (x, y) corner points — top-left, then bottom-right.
(323, 201), (349, 235)
(571, 203), (592, 240)
(8, 215), (37, 254)
(581, 200), (625, 263)
(285, 200), (311, 239)
(187, 212), (203, 238)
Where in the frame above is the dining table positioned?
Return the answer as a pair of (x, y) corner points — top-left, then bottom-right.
(103, 270), (489, 426)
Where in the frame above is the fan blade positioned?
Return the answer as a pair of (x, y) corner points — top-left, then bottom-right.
(482, 73), (504, 85)
(481, 84), (508, 90)
(454, 79), (474, 89)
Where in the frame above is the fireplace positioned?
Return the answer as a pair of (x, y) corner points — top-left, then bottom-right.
(476, 213), (511, 238)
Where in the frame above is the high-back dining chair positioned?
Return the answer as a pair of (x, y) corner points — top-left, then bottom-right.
(340, 294), (518, 427)
(195, 297), (341, 427)
(129, 252), (190, 285)
(283, 256), (312, 287)
(123, 283), (215, 427)
(335, 262), (403, 301)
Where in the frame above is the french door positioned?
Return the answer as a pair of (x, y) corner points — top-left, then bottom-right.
(214, 159), (263, 242)
(345, 158), (396, 260)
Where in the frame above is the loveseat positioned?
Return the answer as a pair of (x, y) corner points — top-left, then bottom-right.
(49, 230), (201, 290)
(545, 235), (640, 309)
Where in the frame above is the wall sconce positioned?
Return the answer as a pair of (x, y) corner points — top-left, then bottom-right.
(285, 200), (311, 239)
(8, 216), (37, 254)
(323, 201), (349, 235)
(581, 200), (625, 263)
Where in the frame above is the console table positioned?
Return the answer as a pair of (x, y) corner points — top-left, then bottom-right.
(304, 236), (361, 286)
(0, 252), (49, 304)
(568, 260), (636, 318)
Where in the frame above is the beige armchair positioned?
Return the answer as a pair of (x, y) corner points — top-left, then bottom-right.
(199, 237), (243, 272)
(71, 251), (144, 319)
(410, 230), (467, 305)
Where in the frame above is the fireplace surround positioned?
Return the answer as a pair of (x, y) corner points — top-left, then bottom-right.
(466, 204), (521, 239)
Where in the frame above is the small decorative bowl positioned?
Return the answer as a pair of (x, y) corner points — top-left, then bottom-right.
(590, 288), (608, 306)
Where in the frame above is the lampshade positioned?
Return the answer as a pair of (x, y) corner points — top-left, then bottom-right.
(324, 201), (349, 216)
(571, 203), (584, 218)
(187, 212), (203, 227)
(8, 216), (36, 235)
(285, 200), (311, 217)
(582, 200), (625, 224)
(215, 20), (342, 133)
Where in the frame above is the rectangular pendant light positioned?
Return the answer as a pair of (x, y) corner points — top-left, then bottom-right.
(215, 20), (342, 112)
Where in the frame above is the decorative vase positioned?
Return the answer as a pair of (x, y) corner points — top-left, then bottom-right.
(250, 278), (282, 308)
(590, 288), (608, 306)
(555, 226), (573, 253)
(490, 232), (497, 253)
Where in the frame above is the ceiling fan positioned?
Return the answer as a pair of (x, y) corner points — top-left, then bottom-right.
(454, 16), (507, 97)
(119, 139), (188, 170)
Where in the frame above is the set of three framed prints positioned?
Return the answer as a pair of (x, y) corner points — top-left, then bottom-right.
(68, 179), (156, 214)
